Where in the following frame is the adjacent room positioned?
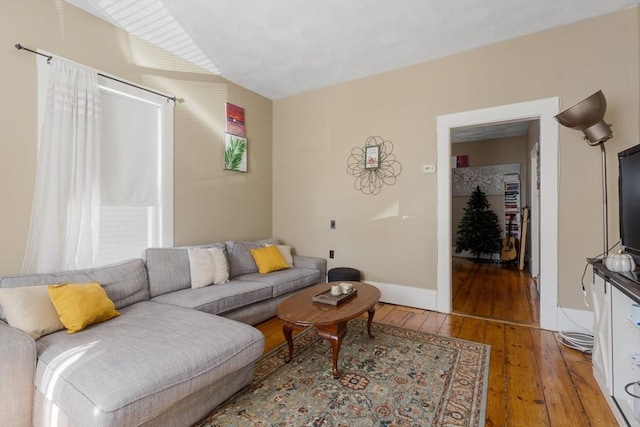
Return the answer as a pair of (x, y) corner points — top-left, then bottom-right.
(1, 1), (639, 426)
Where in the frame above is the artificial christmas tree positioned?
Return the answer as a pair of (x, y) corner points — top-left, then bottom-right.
(455, 186), (502, 261)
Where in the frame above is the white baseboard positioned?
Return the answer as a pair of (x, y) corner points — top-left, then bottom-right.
(364, 281), (437, 311)
(555, 306), (593, 333)
(362, 281), (594, 334)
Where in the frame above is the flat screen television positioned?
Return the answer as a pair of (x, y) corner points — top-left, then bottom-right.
(618, 144), (640, 280)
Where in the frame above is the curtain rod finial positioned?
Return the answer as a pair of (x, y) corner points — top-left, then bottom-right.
(15, 43), (23, 50)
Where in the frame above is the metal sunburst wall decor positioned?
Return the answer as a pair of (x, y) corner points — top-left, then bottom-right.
(346, 136), (402, 195)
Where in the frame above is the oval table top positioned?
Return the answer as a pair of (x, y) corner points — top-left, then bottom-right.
(277, 281), (381, 327)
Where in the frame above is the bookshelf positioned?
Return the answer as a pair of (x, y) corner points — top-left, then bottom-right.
(503, 173), (520, 240)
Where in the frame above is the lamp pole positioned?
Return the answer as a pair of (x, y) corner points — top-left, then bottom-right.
(599, 143), (609, 258)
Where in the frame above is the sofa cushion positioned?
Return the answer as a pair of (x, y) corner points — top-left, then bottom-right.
(225, 238), (279, 278)
(238, 267), (322, 297)
(48, 282), (120, 333)
(150, 280), (272, 315)
(0, 259), (149, 320)
(144, 244), (225, 297)
(34, 301), (264, 427)
(0, 285), (64, 339)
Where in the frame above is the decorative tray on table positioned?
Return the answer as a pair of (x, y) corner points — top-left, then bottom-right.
(312, 287), (357, 306)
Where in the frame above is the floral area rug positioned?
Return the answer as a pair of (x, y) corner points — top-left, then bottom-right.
(195, 318), (490, 426)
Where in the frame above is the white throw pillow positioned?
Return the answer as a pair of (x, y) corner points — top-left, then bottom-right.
(265, 244), (293, 267)
(0, 285), (65, 340)
(188, 247), (229, 288)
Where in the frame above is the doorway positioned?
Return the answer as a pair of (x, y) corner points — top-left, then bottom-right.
(436, 97), (560, 331)
(449, 121), (540, 325)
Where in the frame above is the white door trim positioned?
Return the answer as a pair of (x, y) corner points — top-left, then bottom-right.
(530, 143), (540, 282)
(436, 97), (560, 331)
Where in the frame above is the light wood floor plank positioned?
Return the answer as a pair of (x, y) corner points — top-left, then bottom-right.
(402, 310), (429, 331)
(504, 324), (549, 426)
(373, 302), (395, 321)
(437, 313), (465, 337)
(483, 321), (507, 427)
(566, 356), (619, 426)
(419, 311), (448, 335)
(457, 316), (487, 343)
(531, 328), (589, 425)
(379, 306), (412, 326)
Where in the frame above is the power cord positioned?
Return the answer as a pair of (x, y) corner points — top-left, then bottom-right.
(579, 240), (621, 306)
(557, 241), (621, 354)
(555, 331), (594, 354)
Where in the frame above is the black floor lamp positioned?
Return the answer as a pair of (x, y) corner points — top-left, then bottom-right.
(554, 90), (614, 258)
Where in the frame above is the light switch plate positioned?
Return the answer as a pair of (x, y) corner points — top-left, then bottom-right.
(423, 164), (436, 174)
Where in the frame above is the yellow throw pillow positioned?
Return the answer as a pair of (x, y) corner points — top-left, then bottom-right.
(250, 245), (290, 274)
(48, 282), (120, 334)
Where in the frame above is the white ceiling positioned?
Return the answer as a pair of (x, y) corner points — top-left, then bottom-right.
(66, 0), (639, 101)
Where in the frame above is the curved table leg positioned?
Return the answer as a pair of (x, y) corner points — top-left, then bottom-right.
(316, 322), (348, 379)
(366, 306), (376, 339)
(283, 322), (296, 363)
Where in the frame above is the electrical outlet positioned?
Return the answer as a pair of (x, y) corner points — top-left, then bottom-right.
(329, 250), (334, 259)
(330, 220), (336, 229)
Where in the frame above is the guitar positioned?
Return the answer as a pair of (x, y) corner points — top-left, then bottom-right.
(501, 214), (519, 262)
(518, 208), (529, 270)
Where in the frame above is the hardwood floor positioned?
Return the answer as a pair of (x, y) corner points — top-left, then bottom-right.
(257, 273), (618, 425)
(452, 256), (540, 326)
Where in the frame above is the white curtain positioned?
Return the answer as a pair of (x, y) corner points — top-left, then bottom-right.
(22, 58), (102, 274)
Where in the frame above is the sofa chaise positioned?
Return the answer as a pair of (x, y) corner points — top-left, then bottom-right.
(0, 238), (326, 427)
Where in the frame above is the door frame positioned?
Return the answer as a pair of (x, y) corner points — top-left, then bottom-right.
(436, 97), (560, 331)
(530, 142), (540, 284)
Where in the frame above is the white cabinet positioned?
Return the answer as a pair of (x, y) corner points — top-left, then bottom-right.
(592, 264), (640, 427)
(592, 272), (613, 394)
(611, 287), (640, 425)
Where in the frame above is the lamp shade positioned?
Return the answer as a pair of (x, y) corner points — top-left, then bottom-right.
(554, 90), (612, 144)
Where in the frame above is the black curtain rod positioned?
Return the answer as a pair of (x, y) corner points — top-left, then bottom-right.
(15, 43), (177, 103)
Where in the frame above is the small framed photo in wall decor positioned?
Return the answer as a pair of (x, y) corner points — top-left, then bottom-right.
(226, 102), (246, 137)
(365, 145), (380, 170)
(224, 133), (248, 172)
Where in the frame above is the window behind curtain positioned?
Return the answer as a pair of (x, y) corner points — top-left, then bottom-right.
(93, 77), (174, 266)
(36, 55), (174, 268)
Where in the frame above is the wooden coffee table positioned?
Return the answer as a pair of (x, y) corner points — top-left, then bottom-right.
(276, 281), (381, 378)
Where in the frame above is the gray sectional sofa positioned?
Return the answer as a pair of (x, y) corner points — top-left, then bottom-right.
(0, 239), (326, 427)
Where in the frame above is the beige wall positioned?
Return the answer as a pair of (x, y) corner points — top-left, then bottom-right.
(451, 136), (528, 244)
(273, 8), (640, 310)
(0, 0), (273, 274)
